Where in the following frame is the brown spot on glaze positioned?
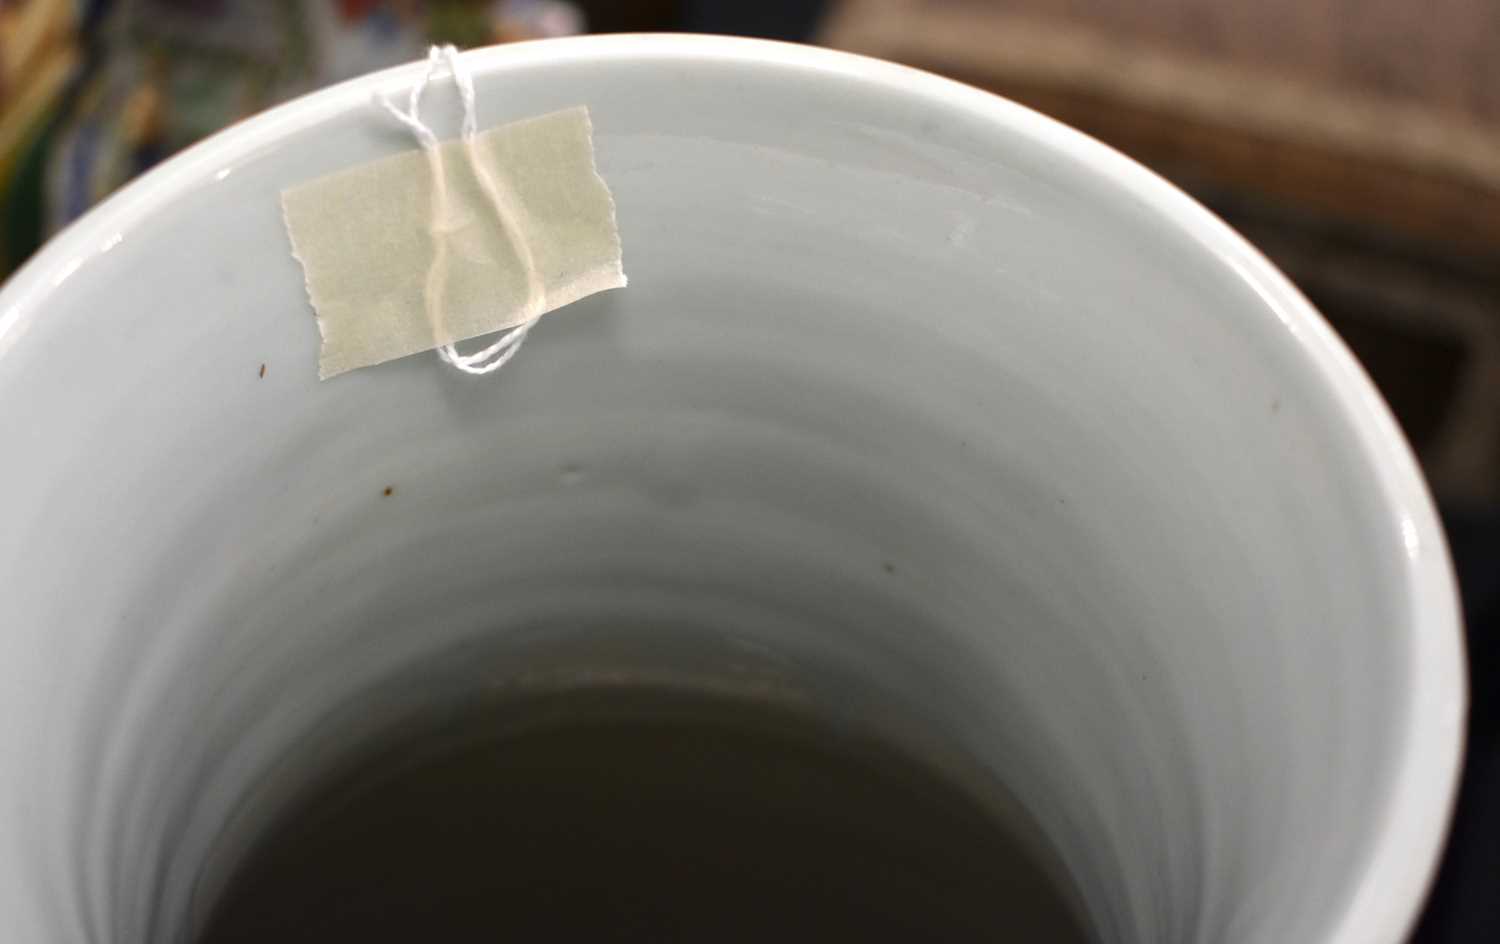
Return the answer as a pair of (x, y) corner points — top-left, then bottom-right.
(383, 486), (394, 497)
(258, 363), (266, 378)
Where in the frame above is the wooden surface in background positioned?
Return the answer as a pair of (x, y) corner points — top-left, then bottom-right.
(938, 0), (1500, 123)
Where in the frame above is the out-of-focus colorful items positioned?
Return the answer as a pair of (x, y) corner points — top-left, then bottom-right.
(0, 0), (583, 273)
(0, 0), (76, 266)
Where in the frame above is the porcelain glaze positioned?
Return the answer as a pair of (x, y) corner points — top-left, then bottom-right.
(0, 35), (1464, 944)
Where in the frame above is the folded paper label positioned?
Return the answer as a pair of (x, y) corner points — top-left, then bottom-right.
(282, 105), (626, 379)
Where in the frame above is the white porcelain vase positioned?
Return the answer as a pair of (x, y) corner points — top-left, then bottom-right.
(0, 35), (1464, 944)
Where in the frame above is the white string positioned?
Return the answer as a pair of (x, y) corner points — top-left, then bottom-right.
(443, 44), (479, 140)
(374, 44), (537, 376)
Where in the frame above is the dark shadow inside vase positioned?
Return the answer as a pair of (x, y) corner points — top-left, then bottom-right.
(196, 685), (1090, 942)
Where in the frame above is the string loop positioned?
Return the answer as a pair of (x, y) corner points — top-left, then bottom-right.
(374, 45), (536, 376)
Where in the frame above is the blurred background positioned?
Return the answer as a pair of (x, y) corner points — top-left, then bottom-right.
(1, 1), (1495, 940)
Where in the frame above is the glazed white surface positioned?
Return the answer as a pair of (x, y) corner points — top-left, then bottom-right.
(0, 35), (1463, 944)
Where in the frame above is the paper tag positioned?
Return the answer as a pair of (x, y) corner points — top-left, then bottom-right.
(282, 106), (626, 378)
